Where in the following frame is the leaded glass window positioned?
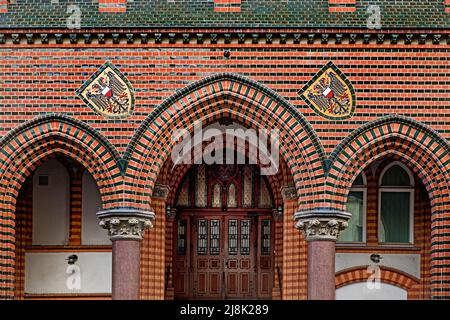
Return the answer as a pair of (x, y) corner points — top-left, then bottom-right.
(212, 183), (222, 208)
(195, 165), (207, 207)
(261, 220), (271, 255)
(210, 220), (220, 255)
(240, 219), (250, 255)
(227, 183), (237, 208)
(177, 219), (187, 255)
(242, 166), (253, 207)
(228, 219), (238, 255)
(197, 219), (208, 255)
(259, 177), (272, 208)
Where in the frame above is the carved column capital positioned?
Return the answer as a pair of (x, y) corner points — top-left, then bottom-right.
(280, 186), (297, 201)
(294, 209), (351, 241)
(166, 206), (178, 220)
(97, 208), (155, 241)
(152, 184), (170, 200)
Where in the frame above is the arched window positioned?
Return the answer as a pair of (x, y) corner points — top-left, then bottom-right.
(339, 172), (366, 243)
(379, 162), (414, 244)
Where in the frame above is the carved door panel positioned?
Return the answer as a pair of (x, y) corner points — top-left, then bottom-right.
(192, 216), (224, 299)
(257, 217), (273, 298)
(173, 217), (190, 298)
(224, 217), (256, 299)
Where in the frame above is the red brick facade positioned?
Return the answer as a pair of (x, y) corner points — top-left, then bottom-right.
(0, 1), (449, 300)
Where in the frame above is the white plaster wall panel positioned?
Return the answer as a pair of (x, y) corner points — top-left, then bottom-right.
(336, 282), (407, 300)
(81, 171), (110, 245)
(32, 159), (70, 245)
(25, 252), (111, 294)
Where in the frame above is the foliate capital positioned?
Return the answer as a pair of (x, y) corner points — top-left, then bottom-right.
(97, 208), (155, 240)
(294, 209), (351, 241)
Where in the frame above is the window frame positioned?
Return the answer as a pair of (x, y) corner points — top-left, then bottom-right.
(378, 161), (415, 245)
(338, 172), (367, 245)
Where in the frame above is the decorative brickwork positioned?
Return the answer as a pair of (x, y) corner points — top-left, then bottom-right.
(327, 115), (450, 299)
(214, 0), (241, 12)
(0, 1), (447, 28)
(140, 198), (165, 300)
(335, 266), (419, 294)
(328, 0), (356, 13)
(99, 0), (127, 13)
(0, 114), (122, 299)
(0, 0), (7, 14)
(0, 1), (448, 299)
(124, 73), (326, 211)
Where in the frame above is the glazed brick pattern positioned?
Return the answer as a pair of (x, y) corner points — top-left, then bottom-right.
(336, 268), (418, 294)
(0, 44), (449, 298)
(98, 0), (127, 13)
(214, 0), (241, 12)
(0, 0), (7, 14)
(68, 165), (84, 246)
(123, 72), (325, 211)
(0, 47), (448, 155)
(282, 199), (308, 299)
(0, 0), (448, 28)
(13, 180), (32, 300)
(140, 197), (166, 300)
(328, 0), (356, 13)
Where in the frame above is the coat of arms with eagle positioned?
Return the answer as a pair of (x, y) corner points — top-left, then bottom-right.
(299, 61), (356, 120)
(76, 61), (135, 118)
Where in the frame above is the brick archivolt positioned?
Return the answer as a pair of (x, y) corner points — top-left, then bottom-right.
(123, 73), (327, 211)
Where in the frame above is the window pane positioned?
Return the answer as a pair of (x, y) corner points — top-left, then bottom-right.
(228, 219), (238, 255)
(210, 220), (220, 255)
(197, 219), (208, 255)
(380, 192), (411, 243)
(240, 220), (250, 255)
(261, 220), (271, 255)
(339, 191), (364, 242)
(212, 184), (222, 208)
(381, 165), (411, 187)
(177, 220), (187, 255)
(353, 173), (364, 186)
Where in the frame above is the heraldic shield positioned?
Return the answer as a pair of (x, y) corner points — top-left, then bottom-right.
(76, 61), (135, 118)
(299, 61), (356, 120)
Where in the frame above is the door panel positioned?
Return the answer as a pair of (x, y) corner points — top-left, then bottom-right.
(224, 217), (254, 299)
(174, 212), (273, 300)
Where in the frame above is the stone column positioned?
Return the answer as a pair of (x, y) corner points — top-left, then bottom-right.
(294, 210), (351, 300)
(97, 208), (155, 300)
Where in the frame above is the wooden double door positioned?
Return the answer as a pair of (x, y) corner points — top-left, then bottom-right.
(174, 211), (273, 299)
